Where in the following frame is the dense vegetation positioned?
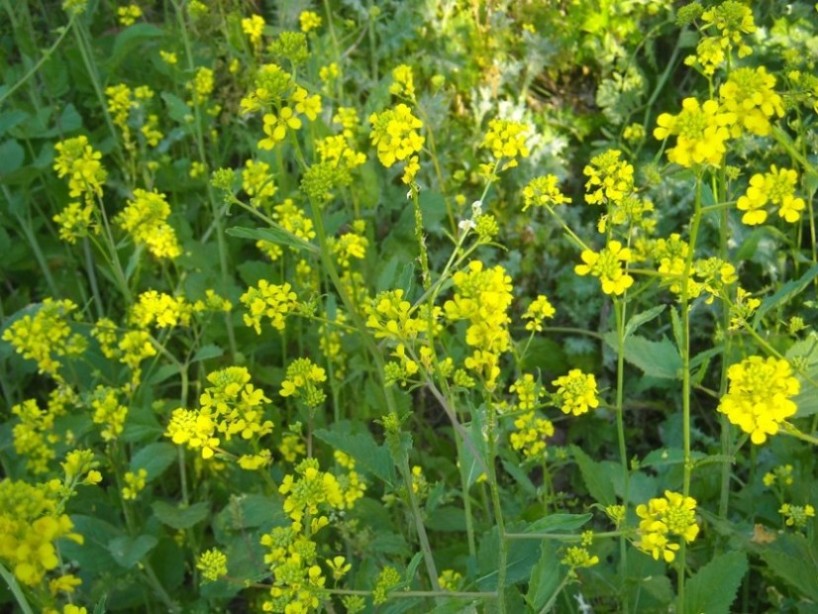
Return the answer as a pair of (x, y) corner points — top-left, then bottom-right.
(2, 1), (818, 612)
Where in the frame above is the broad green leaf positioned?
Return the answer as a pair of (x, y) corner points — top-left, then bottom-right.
(61, 515), (121, 574)
(524, 513), (593, 534)
(214, 494), (287, 535)
(130, 442), (177, 480)
(571, 445), (616, 506)
(314, 421), (396, 486)
(477, 526), (541, 589)
(0, 140), (24, 175)
(525, 541), (565, 612)
(752, 533), (818, 601)
(109, 23), (164, 72)
(604, 332), (682, 379)
(108, 535), (159, 569)
(683, 550), (748, 614)
(227, 225), (318, 253)
(519, 337), (567, 374)
(425, 507), (467, 532)
(501, 459), (536, 495)
(152, 501), (209, 530)
(753, 264), (818, 325)
(624, 305), (666, 339)
(160, 92), (191, 124)
(192, 344), (224, 363)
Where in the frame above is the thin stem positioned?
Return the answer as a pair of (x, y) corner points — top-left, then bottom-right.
(485, 396), (508, 613)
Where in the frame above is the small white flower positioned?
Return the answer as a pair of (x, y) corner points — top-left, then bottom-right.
(471, 200), (483, 215)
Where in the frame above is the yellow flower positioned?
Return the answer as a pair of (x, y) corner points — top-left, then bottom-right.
(635, 491), (699, 562)
(551, 369), (599, 416)
(369, 103), (424, 168)
(117, 4), (142, 27)
(522, 175), (571, 210)
(737, 166), (805, 226)
(481, 118), (530, 169)
(718, 356), (799, 444)
(259, 107), (302, 149)
(299, 10), (322, 33)
(575, 240), (634, 296)
(654, 98), (733, 168)
(242, 14), (266, 48)
(197, 548), (228, 582)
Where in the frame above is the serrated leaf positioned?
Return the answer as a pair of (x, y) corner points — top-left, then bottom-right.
(152, 501), (209, 530)
(525, 541), (565, 611)
(130, 442), (177, 480)
(604, 332), (682, 379)
(226, 225), (318, 253)
(571, 445), (616, 506)
(108, 535), (159, 569)
(624, 305), (666, 339)
(683, 551), (747, 614)
(524, 513), (593, 534)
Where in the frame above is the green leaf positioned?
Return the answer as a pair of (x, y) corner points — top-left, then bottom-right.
(192, 344), (224, 363)
(525, 541), (566, 611)
(108, 535), (159, 569)
(683, 550), (748, 614)
(753, 264), (818, 325)
(604, 332), (682, 379)
(214, 494), (287, 535)
(425, 507), (467, 532)
(752, 533), (818, 601)
(152, 501), (209, 530)
(109, 23), (164, 72)
(571, 445), (616, 506)
(0, 140), (24, 175)
(786, 336), (818, 418)
(524, 513), (593, 534)
(226, 225), (318, 253)
(519, 337), (567, 374)
(477, 526), (541, 589)
(130, 442), (177, 480)
(314, 421), (396, 486)
(624, 305), (666, 339)
(404, 552), (423, 584)
(160, 92), (191, 124)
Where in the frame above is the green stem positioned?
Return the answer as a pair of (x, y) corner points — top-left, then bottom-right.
(678, 174), (704, 610)
(0, 563), (35, 614)
(486, 397), (508, 613)
(613, 298), (630, 611)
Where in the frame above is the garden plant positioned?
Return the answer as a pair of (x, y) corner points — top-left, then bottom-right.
(2, 0), (818, 612)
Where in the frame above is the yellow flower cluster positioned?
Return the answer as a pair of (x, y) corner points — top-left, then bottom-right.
(737, 165), (805, 225)
(260, 524), (329, 612)
(187, 66), (214, 106)
(197, 548), (228, 582)
(366, 289), (429, 341)
(561, 546), (600, 571)
(53, 201), (95, 243)
(240, 280), (299, 333)
(330, 220), (368, 268)
(279, 458), (347, 528)
(522, 294), (556, 332)
(389, 64), (416, 100)
(280, 358), (327, 408)
(551, 369), (600, 416)
(53, 135), (106, 199)
(522, 174), (571, 211)
(443, 261), (514, 388)
(718, 356), (799, 444)
(121, 469), (148, 500)
(242, 159), (277, 207)
(242, 14), (266, 49)
(90, 385), (129, 441)
(115, 189), (181, 259)
(117, 4), (142, 26)
(635, 491), (699, 563)
(92, 318), (157, 388)
(369, 103), (424, 182)
(0, 479), (84, 586)
(779, 503), (815, 529)
(720, 67), (784, 137)
(130, 290), (193, 328)
(583, 149), (634, 205)
(481, 118), (530, 169)
(654, 98), (733, 168)
(2, 298), (86, 381)
(509, 374), (543, 410)
(575, 240), (634, 296)
(299, 11), (322, 33)
(166, 366), (273, 462)
(438, 569), (463, 591)
(509, 410), (555, 460)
